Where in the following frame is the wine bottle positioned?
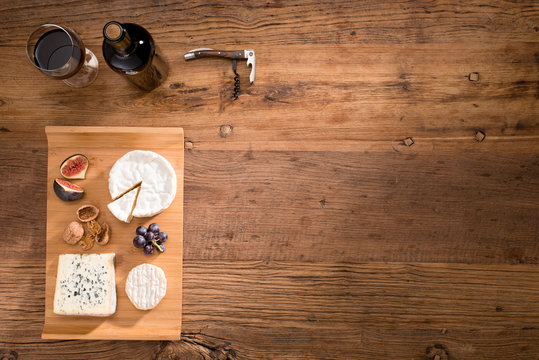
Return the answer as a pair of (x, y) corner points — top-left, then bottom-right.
(102, 21), (168, 91)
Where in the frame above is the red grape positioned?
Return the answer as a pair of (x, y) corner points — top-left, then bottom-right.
(133, 235), (146, 248)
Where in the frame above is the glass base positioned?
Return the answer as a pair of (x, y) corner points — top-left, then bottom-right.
(63, 48), (98, 88)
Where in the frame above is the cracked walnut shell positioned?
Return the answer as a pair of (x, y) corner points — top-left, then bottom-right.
(96, 223), (110, 245)
(76, 204), (99, 222)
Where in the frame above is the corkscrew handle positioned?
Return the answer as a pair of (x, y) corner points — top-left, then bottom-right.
(184, 49), (246, 60)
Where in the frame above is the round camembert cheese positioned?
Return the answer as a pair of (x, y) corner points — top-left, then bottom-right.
(125, 263), (167, 310)
(107, 150), (177, 222)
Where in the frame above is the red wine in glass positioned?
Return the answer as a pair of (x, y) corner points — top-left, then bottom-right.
(26, 24), (98, 87)
(33, 29), (82, 74)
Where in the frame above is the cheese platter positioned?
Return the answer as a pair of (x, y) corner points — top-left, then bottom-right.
(42, 126), (183, 340)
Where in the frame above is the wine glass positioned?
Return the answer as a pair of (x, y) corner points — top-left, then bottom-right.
(26, 24), (98, 88)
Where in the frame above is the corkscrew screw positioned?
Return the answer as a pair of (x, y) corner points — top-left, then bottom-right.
(184, 48), (255, 100)
(232, 59), (240, 100)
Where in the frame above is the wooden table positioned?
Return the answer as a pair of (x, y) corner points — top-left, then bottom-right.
(1, 1), (538, 359)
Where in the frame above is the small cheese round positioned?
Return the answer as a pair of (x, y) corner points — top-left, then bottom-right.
(125, 263), (167, 310)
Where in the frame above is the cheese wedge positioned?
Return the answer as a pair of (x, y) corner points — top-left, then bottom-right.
(107, 185), (140, 223)
(54, 253), (116, 316)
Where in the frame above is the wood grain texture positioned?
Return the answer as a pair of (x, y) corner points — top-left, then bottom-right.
(1, 0), (538, 45)
(1, 43), (538, 152)
(183, 150), (539, 263)
(0, 0), (538, 358)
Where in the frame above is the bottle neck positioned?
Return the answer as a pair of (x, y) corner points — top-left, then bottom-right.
(103, 21), (135, 55)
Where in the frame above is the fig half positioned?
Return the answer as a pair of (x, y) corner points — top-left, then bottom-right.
(53, 178), (84, 201)
(60, 154), (89, 180)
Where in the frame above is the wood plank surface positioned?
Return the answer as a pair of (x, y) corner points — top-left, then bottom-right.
(1, 43), (537, 152)
(0, 0), (538, 358)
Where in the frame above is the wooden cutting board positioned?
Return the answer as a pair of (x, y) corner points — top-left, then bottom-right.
(42, 126), (183, 340)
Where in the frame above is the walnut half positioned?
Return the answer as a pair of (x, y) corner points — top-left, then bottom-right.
(63, 221), (84, 245)
(78, 233), (94, 250)
(96, 222), (111, 245)
(86, 219), (102, 237)
(76, 204), (99, 223)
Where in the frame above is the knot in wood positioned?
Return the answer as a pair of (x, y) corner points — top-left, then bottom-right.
(468, 72), (479, 81)
(184, 141), (194, 150)
(402, 137), (414, 146)
(219, 125), (233, 138)
(474, 130), (486, 142)
(426, 344), (449, 360)
(0, 350), (18, 360)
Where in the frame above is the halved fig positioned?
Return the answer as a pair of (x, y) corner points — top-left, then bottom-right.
(53, 178), (84, 201)
(60, 154), (89, 180)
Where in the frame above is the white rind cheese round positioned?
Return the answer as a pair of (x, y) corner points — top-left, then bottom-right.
(125, 263), (167, 310)
(108, 150), (177, 222)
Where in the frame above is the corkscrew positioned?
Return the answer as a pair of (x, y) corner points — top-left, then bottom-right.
(184, 48), (255, 100)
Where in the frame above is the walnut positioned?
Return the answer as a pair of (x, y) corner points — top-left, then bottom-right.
(64, 205), (111, 250)
(78, 233), (94, 250)
(63, 221), (84, 245)
(96, 222), (110, 245)
(86, 219), (102, 237)
(76, 204), (99, 222)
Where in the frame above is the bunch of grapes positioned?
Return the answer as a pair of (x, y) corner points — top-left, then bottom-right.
(132, 223), (168, 255)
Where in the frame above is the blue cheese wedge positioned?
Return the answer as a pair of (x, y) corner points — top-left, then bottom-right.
(54, 253), (116, 316)
(108, 150), (176, 222)
(125, 263), (167, 310)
